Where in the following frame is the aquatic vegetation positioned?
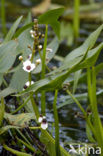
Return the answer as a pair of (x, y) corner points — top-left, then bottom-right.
(0, 7), (103, 156)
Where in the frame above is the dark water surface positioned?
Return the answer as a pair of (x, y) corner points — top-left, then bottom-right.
(0, 0), (103, 155)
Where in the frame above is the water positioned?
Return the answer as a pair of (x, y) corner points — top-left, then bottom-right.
(0, 0), (103, 155)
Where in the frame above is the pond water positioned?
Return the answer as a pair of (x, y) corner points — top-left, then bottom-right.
(0, 0), (103, 155)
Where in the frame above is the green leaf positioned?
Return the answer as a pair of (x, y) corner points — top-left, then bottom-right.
(0, 40), (18, 73)
(57, 89), (103, 109)
(78, 43), (103, 68)
(0, 87), (16, 98)
(38, 8), (64, 39)
(0, 74), (3, 86)
(64, 24), (103, 63)
(73, 70), (82, 93)
(41, 131), (70, 156)
(16, 53), (86, 96)
(0, 125), (21, 135)
(4, 16), (23, 43)
(14, 22), (34, 38)
(15, 13), (33, 56)
(0, 41), (18, 73)
(0, 37), (59, 97)
(40, 132), (56, 156)
(4, 113), (35, 127)
(10, 65), (28, 92)
(86, 119), (96, 143)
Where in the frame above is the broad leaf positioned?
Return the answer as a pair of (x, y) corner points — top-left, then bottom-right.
(0, 40), (18, 73)
(38, 8), (64, 39)
(64, 24), (103, 63)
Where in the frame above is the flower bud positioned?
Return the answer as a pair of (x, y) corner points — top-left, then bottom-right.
(19, 56), (23, 61)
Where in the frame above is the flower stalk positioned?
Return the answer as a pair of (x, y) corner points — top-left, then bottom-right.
(41, 24), (48, 115)
(53, 89), (61, 156)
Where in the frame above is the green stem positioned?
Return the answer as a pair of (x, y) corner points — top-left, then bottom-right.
(66, 89), (96, 140)
(3, 144), (31, 156)
(11, 97), (30, 114)
(53, 90), (61, 156)
(41, 25), (48, 115)
(1, 0), (7, 35)
(28, 72), (39, 119)
(41, 25), (48, 79)
(42, 130), (70, 156)
(66, 90), (86, 116)
(16, 129), (32, 145)
(0, 97), (5, 127)
(16, 137), (35, 152)
(73, 0), (80, 38)
(29, 73), (32, 85)
(87, 68), (92, 105)
(30, 92), (39, 119)
(91, 67), (103, 149)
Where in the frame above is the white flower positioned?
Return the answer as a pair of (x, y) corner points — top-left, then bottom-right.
(41, 119), (48, 130)
(46, 48), (53, 53)
(38, 115), (43, 123)
(36, 58), (41, 64)
(23, 81), (34, 90)
(23, 60), (36, 72)
(38, 115), (46, 123)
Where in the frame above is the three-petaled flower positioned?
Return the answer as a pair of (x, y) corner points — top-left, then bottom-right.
(23, 60), (36, 72)
(38, 115), (48, 130)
